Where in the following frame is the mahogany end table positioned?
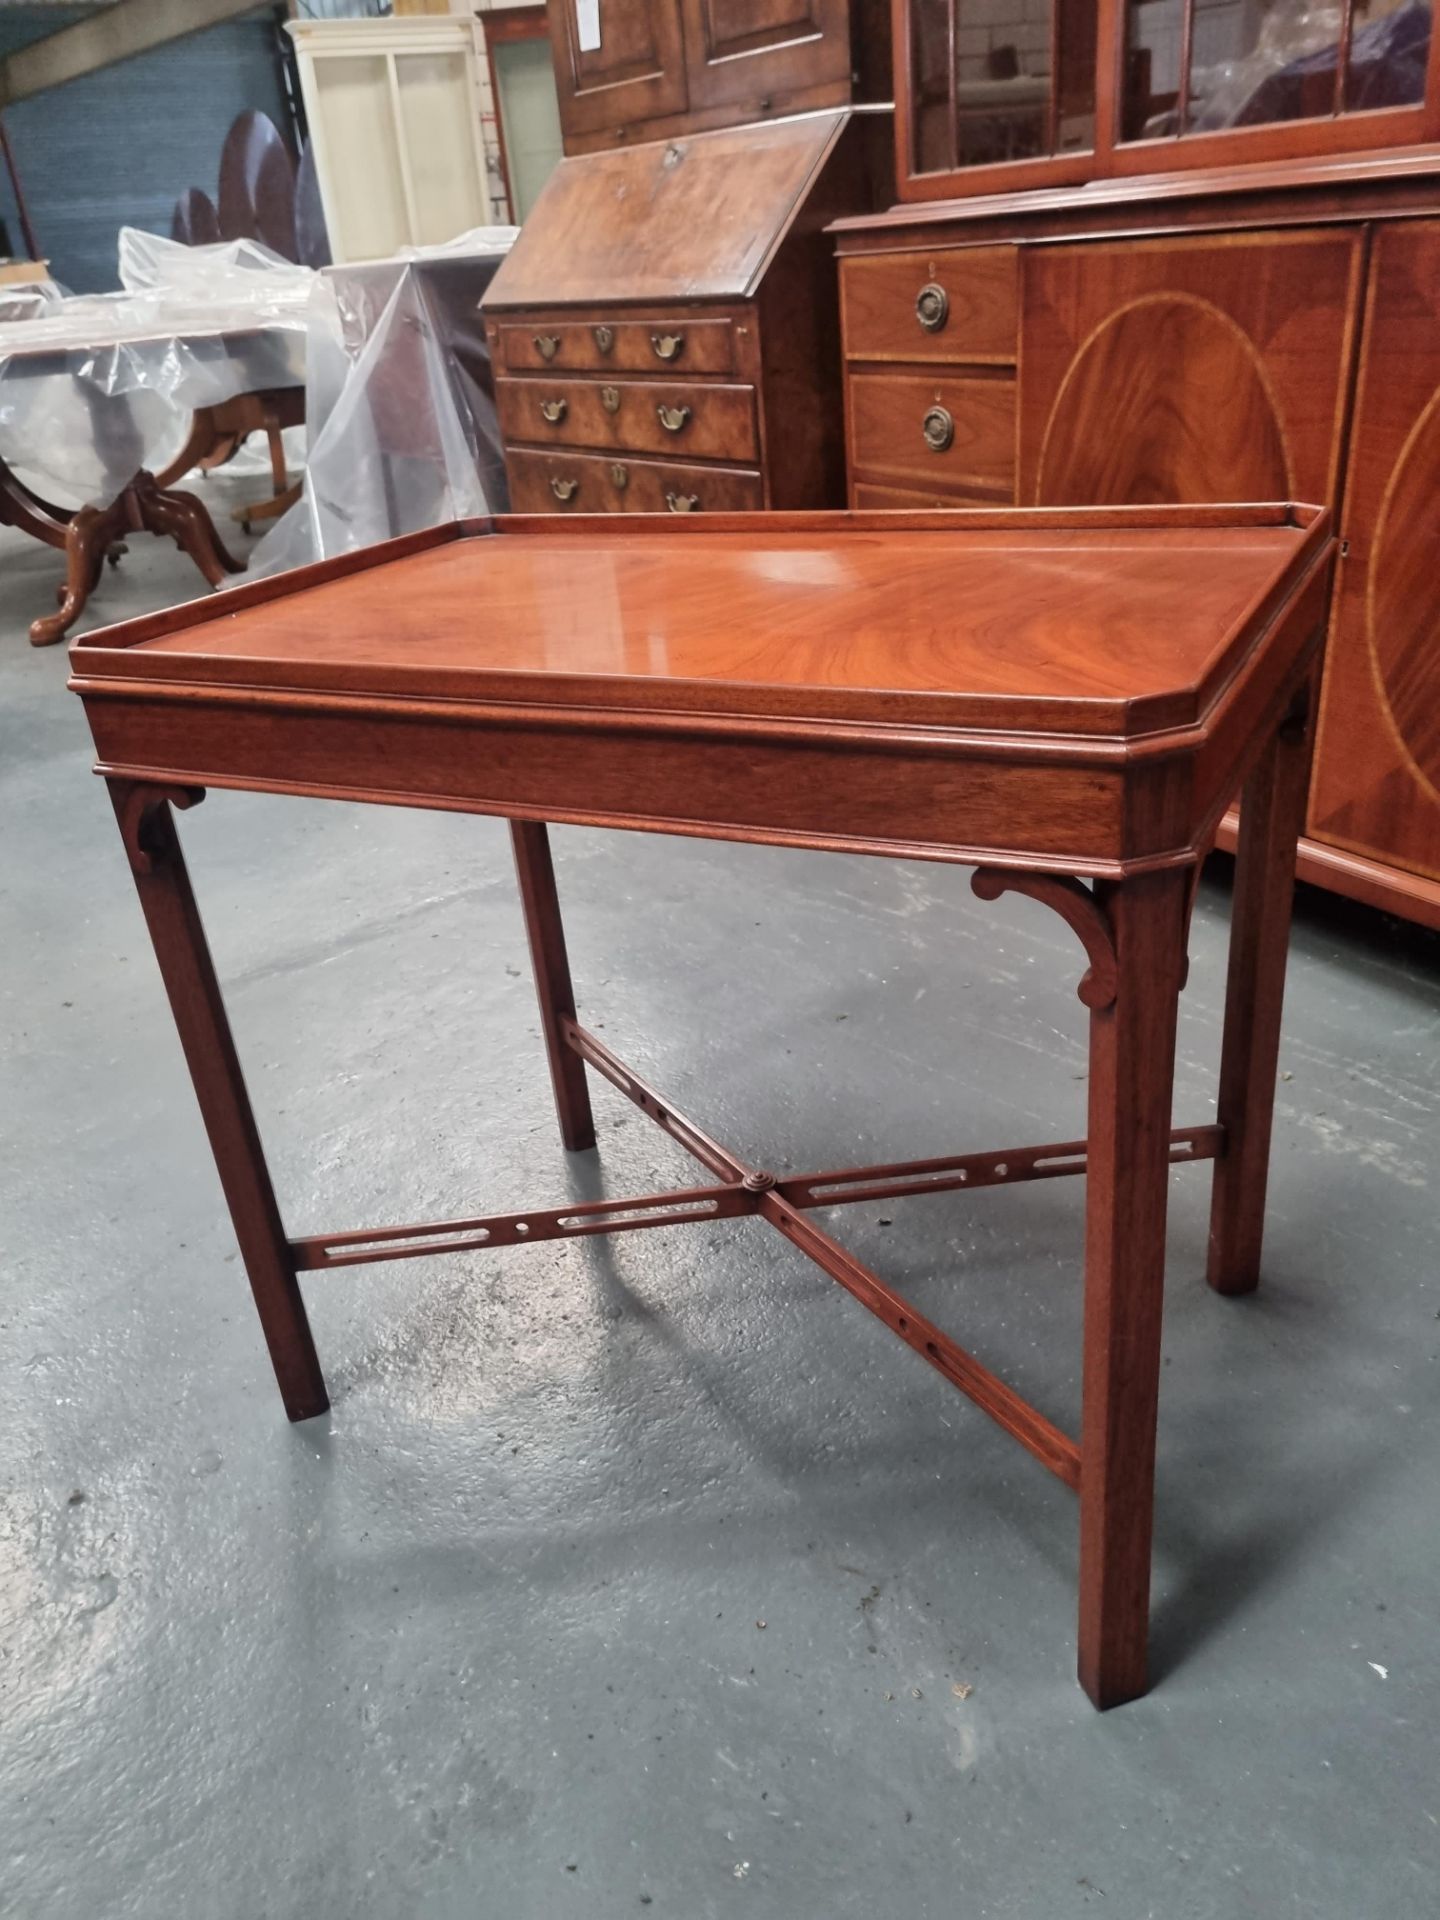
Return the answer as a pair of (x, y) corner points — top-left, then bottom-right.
(69, 506), (1333, 1709)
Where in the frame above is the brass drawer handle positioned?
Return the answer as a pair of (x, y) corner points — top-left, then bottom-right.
(593, 325), (614, 354)
(601, 385), (620, 413)
(534, 334), (560, 361)
(610, 462), (629, 491)
(665, 490), (700, 512)
(651, 332), (684, 362)
(916, 283), (949, 333)
(549, 476), (579, 502)
(657, 403), (692, 433)
(539, 398), (568, 424)
(922, 404), (955, 453)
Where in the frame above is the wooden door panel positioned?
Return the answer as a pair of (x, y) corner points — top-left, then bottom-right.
(1019, 231), (1364, 509)
(679, 0), (851, 116)
(547, 0), (688, 144)
(1308, 220), (1440, 887)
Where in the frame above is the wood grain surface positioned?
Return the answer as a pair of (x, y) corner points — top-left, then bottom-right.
(79, 513), (1323, 737)
(1308, 217), (1440, 890)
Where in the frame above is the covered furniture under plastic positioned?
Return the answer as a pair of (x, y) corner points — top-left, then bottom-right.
(0, 235), (311, 645)
(246, 230), (515, 580)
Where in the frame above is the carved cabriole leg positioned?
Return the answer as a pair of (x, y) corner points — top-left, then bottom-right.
(31, 472), (243, 646)
(140, 473), (245, 583)
(510, 821), (596, 1152)
(1207, 680), (1318, 1296)
(1077, 867), (1190, 1709)
(111, 781), (329, 1422)
(30, 498), (127, 647)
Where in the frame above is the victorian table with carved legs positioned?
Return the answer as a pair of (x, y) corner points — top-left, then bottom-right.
(0, 320), (304, 646)
(69, 506), (1332, 1709)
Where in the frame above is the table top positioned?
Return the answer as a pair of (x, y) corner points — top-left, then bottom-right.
(73, 506), (1330, 742)
(0, 311), (301, 366)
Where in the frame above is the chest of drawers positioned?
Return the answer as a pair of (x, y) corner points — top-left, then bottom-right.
(483, 109), (888, 517)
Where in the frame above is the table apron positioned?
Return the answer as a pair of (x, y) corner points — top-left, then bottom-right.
(82, 693), (1213, 874)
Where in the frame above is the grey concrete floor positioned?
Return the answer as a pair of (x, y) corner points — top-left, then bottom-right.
(2, 494), (1438, 1920)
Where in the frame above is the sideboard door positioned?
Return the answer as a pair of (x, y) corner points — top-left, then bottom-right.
(548, 0), (689, 148)
(1018, 231), (1364, 509)
(1307, 220), (1440, 893)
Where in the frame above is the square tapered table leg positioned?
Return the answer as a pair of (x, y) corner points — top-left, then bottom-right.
(1078, 867), (1189, 1710)
(110, 781), (329, 1423)
(511, 820), (597, 1154)
(1208, 681), (1319, 1297)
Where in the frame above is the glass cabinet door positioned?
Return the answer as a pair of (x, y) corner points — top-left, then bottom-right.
(907, 0), (1097, 180)
(1122, 0), (1432, 143)
(898, 0), (1436, 196)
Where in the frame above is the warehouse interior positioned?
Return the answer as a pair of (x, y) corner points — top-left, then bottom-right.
(1, 4), (1437, 1916)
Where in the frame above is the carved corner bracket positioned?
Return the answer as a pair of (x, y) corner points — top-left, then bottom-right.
(115, 782), (206, 875)
(971, 868), (1119, 1011)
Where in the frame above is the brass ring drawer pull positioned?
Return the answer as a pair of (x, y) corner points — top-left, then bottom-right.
(550, 476), (579, 502)
(593, 325), (614, 354)
(539, 398), (568, 424)
(665, 490), (700, 512)
(657, 403), (692, 433)
(916, 283), (949, 333)
(601, 385), (620, 413)
(922, 404), (955, 453)
(534, 334), (560, 361)
(651, 332), (684, 362)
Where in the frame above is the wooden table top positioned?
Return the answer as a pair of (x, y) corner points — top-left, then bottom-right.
(72, 507), (1329, 743)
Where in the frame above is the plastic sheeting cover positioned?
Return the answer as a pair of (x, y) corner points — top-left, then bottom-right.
(244, 228), (517, 580)
(0, 232), (311, 507)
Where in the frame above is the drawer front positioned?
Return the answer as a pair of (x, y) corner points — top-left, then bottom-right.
(497, 375), (759, 462)
(848, 371), (1016, 498)
(841, 247), (1019, 365)
(508, 447), (765, 515)
(498, 318), (738, 376)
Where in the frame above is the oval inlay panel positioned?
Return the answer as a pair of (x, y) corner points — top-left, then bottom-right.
(1371, 387), (1440, 794)
(1037, 297), (1291, 507)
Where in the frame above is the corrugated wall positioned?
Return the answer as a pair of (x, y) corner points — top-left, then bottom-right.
(0, 4), (293, 292)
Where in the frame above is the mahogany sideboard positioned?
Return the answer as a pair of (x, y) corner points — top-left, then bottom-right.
(71, 503), (1332, 1707)
(482, 108), (889, 518)
(833, 154), (1440, 929)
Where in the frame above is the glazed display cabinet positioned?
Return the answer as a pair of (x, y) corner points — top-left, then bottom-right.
(896, 0), (1439, 197)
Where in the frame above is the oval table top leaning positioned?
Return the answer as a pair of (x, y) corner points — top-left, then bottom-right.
(70, 505), (1334, 1711)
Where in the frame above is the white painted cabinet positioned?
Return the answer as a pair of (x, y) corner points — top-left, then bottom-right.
(288, 17), (493, 263)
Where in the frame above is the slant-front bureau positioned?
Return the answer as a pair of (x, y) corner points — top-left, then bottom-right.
(483, 109), (888, 516)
